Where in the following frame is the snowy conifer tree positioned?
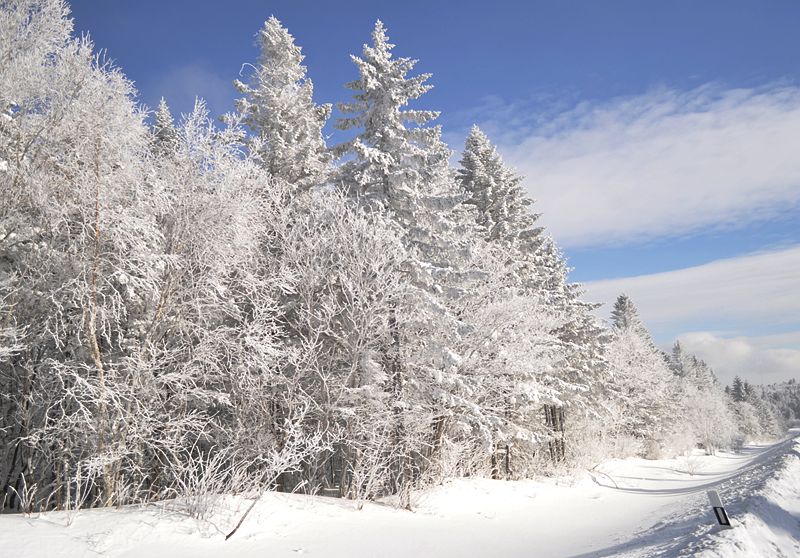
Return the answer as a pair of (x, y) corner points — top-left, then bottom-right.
(336, 20), (480, 502)
(235, 16), (331, 190)
(457, 128), (607, 466)
(664, 342), (741, 454)
(151, 97), (179, 154)
(605, 294), (673, 456)
(610, 294), (650, 337)
(458, 125), (540, 245)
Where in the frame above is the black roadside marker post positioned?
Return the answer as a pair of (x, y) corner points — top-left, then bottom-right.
(707, 490), (733, 529)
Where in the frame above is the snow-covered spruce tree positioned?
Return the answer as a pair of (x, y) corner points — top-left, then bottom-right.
(610, 294), (650, 337)
(604, 294), (674, 458)
(530, 237), (609, 466)
(335, 20), (480, 504)
(762, 380), (800, 428)
(458, 125), (540, 244)
(235, 16), (331, 191)
(457, 126), (553, 473)
(151, 97), (180, 155)
(741, 383), (784, 440)
(454, 252), (567, 479)
(456, 127), (606, 470)
(669, 341), (692, 378)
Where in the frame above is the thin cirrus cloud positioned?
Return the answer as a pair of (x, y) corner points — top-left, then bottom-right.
(492, 84), (800, 248)
(583, 245), (800, 383)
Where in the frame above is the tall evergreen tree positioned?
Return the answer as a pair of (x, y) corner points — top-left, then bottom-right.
(235, 16), (331, 190)
(457, 127), (607, 464)
(610, 294), (648, 335)
(670, 341), (692, 378)
(731, 376), (745, 402)
(605, 294), (674, 452)
(336, 20), (477, 501)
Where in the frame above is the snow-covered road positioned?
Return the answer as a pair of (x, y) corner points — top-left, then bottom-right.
(1, 434), (798, 557)
(577, 432), (800, 557)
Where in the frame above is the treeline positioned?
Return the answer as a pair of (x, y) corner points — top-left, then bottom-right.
(739, 378), (800, 431)
(0, 1), (786, 514)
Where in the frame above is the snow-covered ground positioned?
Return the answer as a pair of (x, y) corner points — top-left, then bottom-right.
(2, 434), (798, 558)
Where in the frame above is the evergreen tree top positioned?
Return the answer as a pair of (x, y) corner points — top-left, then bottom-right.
(233, 15), (331, 190)
(334, 19), (461, 217)
(336, 20), (439, 142)
(255, 16), (306, 87)
(457, 125), (539, 245)
(611, 294), (646, 333)
(152, 97), (178, 154)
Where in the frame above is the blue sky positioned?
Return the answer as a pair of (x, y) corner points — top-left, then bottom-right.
(68, 0), (800, 385)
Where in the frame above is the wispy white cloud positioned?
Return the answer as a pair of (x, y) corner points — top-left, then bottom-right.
(484, 85), (800, 248)
(152, 63), (232, 118)
(583, 246), (800, 384)
(677, 331), (800, 386)
(583, 245), (800, 339)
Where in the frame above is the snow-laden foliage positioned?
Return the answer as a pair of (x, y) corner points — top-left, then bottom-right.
(0, 1), (782, 514)
(665, 343), (737, 455)
(457, 127), (607, 469)
(603, 296), (675, 456)
(334, 20), (486, 504)
(726, 375), (786, 440)
(761, 379), (800, 427)
(234, 16), (331, 191)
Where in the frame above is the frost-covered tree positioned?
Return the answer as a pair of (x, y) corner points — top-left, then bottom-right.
(457, 127), (607, 465)
(762, 379), (800, 426)
(336, 20), (479, 503)
(0, 0), (170, 508)
(151, 97), (179, 155)
(235, 16), (331, 190)
(666, 341), (740, 454)
(682, 385), (737, 455)
(605, 294), (673, 456)
(0, 1), (317, 512)
(455, 256), (567, 477)
(742, 384), (784, 439)
(143, 100), (307, 501)
(610, 294), (649, 337)
(537, 238), (608, 412)
(458, 125), (540, 244)
(270, 191), (408, 499)
(670, 343), (717, 392)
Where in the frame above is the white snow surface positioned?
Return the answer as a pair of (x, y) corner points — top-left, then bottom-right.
(2, 434), (798, 558)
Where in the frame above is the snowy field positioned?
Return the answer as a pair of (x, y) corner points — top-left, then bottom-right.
(1, 433), (797, 558)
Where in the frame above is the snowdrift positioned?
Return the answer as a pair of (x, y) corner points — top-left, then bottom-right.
(0, 437), (797, 557)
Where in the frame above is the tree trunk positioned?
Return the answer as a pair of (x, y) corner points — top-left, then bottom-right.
(544, 404), (566, 464)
